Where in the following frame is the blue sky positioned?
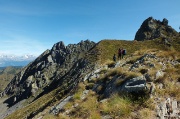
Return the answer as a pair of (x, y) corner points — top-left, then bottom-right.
(0, 0), (180, 56)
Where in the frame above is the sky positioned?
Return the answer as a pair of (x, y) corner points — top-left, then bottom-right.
(0, 0), (180, 56)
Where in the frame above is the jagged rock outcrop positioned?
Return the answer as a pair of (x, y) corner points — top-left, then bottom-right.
(2, 40), (96, 106)
(134, 17), (178, 41)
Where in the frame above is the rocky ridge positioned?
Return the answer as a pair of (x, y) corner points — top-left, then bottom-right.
(0, 40), (96, 107)
(134, 17), (179, 41)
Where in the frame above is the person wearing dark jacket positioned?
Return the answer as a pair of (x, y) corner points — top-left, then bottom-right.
(113, 54), (116, 62)
(118, 48), (122, 60)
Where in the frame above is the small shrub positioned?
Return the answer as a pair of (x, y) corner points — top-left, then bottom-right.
(126, 59), (136, 64)
(124, 72), (141, 80)
(174, 64), (180, 69)
(115, 78), (124, 87)
(85, 83), (94, 90)
(104, 60), (116, 68)
(73, 83), (85, 100)
(96, 85), (104, 93)
(96, 68), (123, 83)
(178, 77), (180, 82)
(176, 58), (180, 62)
(139, 68), (148, 74)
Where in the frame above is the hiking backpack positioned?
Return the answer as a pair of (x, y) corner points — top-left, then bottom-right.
(123, 49), (126, 55)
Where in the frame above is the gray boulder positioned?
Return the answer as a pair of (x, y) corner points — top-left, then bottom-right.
(50, 96), (73, 115)
(120, 76), (146, 93)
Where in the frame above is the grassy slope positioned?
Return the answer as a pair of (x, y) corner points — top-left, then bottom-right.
(0, 66), (21, 92)
(54, 38), (180, 119)
(4, 37), (180, 119)
(95, 38), (177, 63)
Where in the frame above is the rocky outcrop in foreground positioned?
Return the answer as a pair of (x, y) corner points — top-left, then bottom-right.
(134, 17), (178, 41)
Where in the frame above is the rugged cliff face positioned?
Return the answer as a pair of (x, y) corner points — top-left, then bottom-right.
(134, 17), (178, 41)
(1, 40), (96, 106)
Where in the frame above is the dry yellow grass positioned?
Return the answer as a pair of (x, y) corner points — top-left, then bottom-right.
(66, 90), (100, 119)
(95, 67), (124, 83)
(156, 50), (180, 60)
(103, 59), (116, 67)
(42, 114), (57, 119)
(138, 108), (155, 119)
(100, 93), (132, 118)
(156, 79), (180, 100)
(95, 38), (177, 64)
(73, 83), (85, 100)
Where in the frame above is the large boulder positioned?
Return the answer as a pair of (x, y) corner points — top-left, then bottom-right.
(120, 76), (146, 93)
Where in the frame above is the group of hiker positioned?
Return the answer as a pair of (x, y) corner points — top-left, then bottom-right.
(113, 48), (126, 62)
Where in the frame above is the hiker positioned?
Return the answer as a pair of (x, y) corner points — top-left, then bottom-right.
(118, 48), (122, 60)
(121, 48), (124, 59)
(113, 54), (116, 62)
(122, 48), (126, 59)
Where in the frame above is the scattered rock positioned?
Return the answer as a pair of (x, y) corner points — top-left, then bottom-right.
(50, 96), (73, 115)
(81, 90), (89, 100)
(155, 70), (164, 79)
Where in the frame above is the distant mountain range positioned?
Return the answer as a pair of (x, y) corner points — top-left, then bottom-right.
(0, 54), (37, 67)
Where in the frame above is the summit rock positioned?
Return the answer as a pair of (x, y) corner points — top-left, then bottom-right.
(134, 17), (178, 41)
